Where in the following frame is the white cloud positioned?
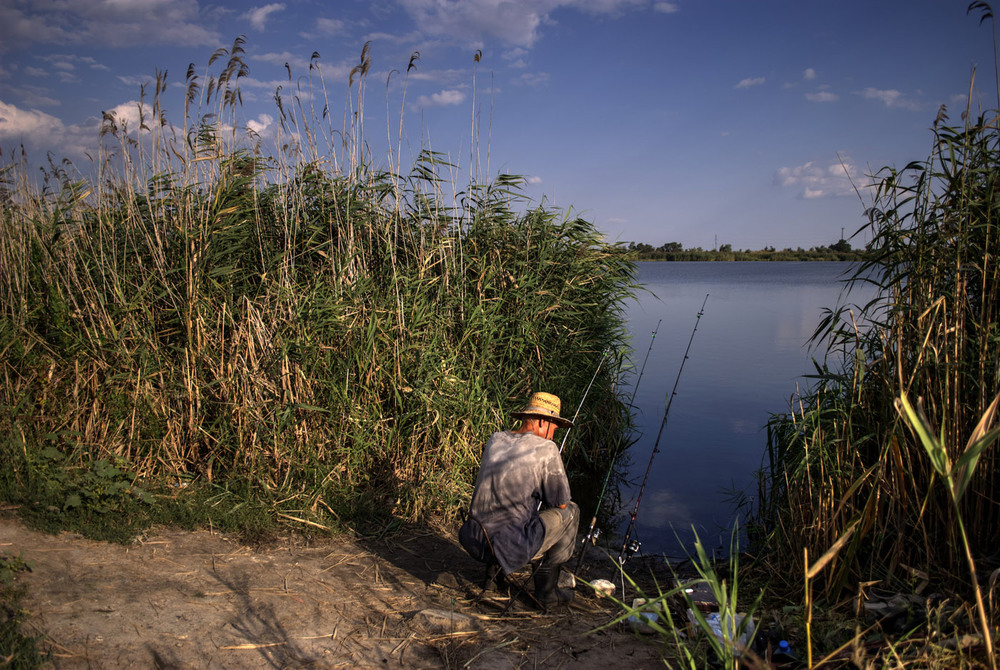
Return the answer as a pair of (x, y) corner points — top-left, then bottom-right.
(253, 51), (311, 72)
(238, 57), (356, 96)
(575, 0), (646, 15)
(0, 3), (70, 52)
(8, 85), (60, 108)
(514, 71), (550, 87)
(783, 69), (818, 90)
(407, 68), (468, 84)
(0, 0), (221, 52)
(47, 60), (78, 84)
(314, 18), (345, 35)
(413, 89), (466, 108)
(735, 76), (765, 89)
(0, 99), (66, 140)
(399, 0), (542, 47)
(397, 0), (651, 48)
(117, 74), (156, 88)
(364, 30), (426, 45)
(775, 157), (863, 199)
(99, 99), (181, 138)
(25, 54), (113, 85)
(235, 77), (295, 105)
(503, 47), (530, 68)
(526, 175), (542, 185)
(860, 87), (922, 111)
(246, 3), (285, 31)
(104, 101), (145, 132)
(805, 90), (838, 103)
(0, 99), (101, 160)
(653, 2), (680, 13)
(949, 93), (971, 108)
(247, 113), (274, 135)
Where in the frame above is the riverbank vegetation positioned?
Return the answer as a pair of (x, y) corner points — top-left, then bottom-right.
(623, 238), (863, 261)
(747, 6), (1000, 668)
(0, 38), (634, 545)
(3, 5), (1000, 667)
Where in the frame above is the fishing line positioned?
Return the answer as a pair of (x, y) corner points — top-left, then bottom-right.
(617, 294), (709, 566)
(573, 320), (662, 574)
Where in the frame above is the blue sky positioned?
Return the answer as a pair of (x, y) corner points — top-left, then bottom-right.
(1, 0), (995, 249)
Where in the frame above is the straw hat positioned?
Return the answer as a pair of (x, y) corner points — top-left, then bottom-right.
(512, 392), (573, 428)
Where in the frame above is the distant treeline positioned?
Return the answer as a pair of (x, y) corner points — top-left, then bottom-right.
(621, 239), (864, 261)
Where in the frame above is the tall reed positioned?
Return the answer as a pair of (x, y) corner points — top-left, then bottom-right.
(0, 38), (635, 533)
(756, 29), (1000, 633)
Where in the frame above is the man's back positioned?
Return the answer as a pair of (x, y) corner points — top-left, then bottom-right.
(461, 430), (570, 573)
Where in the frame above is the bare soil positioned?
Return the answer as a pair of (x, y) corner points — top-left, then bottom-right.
(1, 515), (667, 669)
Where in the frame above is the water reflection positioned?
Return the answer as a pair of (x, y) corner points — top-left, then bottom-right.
(612, 261), (870, 559)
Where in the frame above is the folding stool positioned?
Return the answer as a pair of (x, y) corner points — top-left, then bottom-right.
(464, 514), (545, 613)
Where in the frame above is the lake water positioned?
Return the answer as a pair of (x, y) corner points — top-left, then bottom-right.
(611, 261), (870, 560)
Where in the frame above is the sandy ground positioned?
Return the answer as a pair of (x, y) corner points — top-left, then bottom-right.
(1, 515), (668, 669)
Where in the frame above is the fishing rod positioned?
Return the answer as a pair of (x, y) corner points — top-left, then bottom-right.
(558, 347), (609, 455)
(617, 294), (709, 566)
(573, 320), (662, 574)
(534, 348), (609, 514)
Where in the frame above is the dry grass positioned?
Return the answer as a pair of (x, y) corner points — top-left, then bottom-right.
(754, 48), (1000, 669)
(0, 38), (635, 537)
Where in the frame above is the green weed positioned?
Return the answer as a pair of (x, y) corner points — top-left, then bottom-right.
(596, 527), (763, 670)
(0, 553), (46, 669)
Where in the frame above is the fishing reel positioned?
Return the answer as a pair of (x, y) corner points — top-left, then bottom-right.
(579, 528), (602, 547)
(624, 538), (641, 558)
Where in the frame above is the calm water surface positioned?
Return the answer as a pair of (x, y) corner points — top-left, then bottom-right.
(611, 261), (871, 559)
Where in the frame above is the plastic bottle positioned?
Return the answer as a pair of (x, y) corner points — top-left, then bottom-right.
(705, 612), (724, 641)
(773, 639), (797, 665)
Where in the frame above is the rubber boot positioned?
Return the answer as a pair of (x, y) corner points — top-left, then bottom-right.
(534, 563), (574, 607)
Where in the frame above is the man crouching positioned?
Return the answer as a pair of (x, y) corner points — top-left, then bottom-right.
(459, 392), (580, 607)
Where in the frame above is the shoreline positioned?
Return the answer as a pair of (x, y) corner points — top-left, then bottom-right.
(1, 515), (666, 669)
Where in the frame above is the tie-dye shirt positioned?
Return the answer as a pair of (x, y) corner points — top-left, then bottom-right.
(459, 430), (572, 574)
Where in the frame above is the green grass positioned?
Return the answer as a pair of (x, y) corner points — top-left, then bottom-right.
(751, 5), (1000, 668)
(0, 38), (636, 543)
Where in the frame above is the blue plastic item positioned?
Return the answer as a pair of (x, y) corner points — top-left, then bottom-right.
(773, 639), (797, 664)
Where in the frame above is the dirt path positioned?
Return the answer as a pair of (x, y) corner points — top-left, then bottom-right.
(2, 516), (666, 668)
